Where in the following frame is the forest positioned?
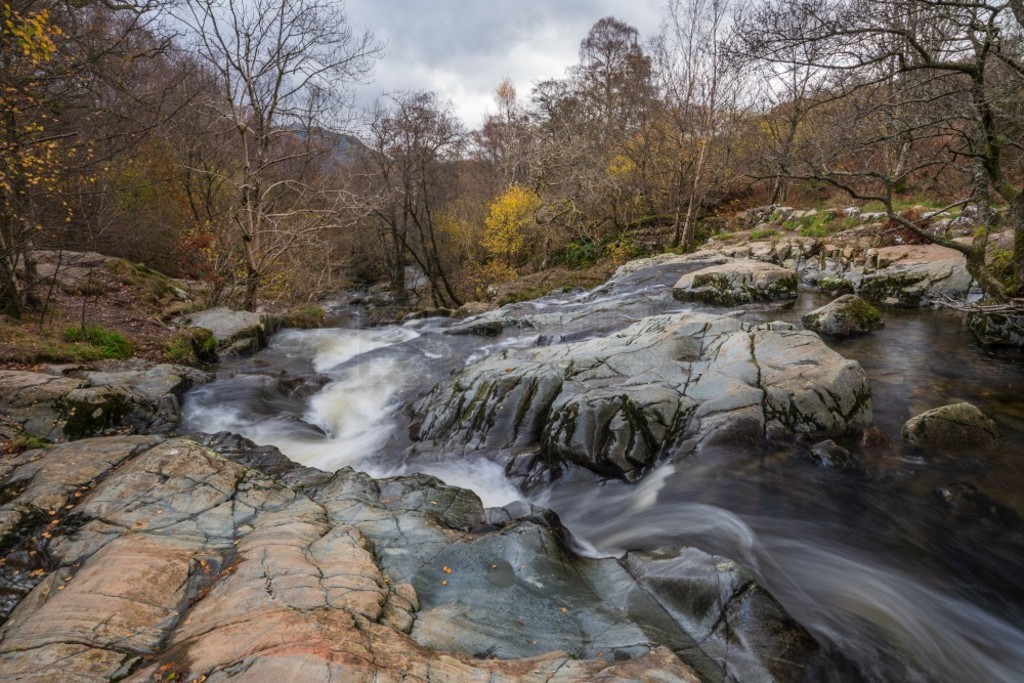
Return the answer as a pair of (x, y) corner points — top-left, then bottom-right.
(2, 0), (1023, 316)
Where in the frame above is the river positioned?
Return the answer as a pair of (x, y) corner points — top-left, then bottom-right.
(182, 263), (1024, 682)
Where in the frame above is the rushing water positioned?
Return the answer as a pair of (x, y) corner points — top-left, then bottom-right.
(183, 266), (1024, 682)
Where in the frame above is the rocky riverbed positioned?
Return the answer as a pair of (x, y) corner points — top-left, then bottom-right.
(2, 243), (1024, 682)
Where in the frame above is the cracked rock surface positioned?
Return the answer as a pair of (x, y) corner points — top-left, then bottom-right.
(412, 312), (872, 481)
(0, 360), (210, 442)
(672, 259), (798, 306)
(0, 433), (845, 682)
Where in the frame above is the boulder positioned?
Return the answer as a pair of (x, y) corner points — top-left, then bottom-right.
(26, 250), (117, 295)
(178, 306), (267, 357)
(802, 294), (884, 336)
(0, 433), (849, 682)
(672, 259), (798, 306)
(0, 361), (210, 442)
(902, 402), (1000, 450)
(859, 244), (973, 306)
(809, 439), (859, 470)
(413, 312), (872, 481)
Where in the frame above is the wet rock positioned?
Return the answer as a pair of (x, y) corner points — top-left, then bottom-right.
(802, 295), (884, 336)
(902, 402), (1000, 450)
(413, 312), (872, 481)
(0, 362), (210, 441)
(0, 435), (714, 682)
(457, 301), (497, 317)
(613, 250), (731, 277)
(809, 439), (859, 470)
(178, 306), (267, 357)
(623, 547), (845, 683)
(0, 371), (87, 438)
(672, 259), (798, 306)
(446, 317), (505, 336)
(935, 483), (1024, 532)
(967, 308), (1024, 347)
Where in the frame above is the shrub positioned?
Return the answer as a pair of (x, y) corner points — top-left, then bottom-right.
(61, 325), (133, 359)
(483, 186), (541, 269)
(556, 236), (603, 269)
(554, 235), (646, 269)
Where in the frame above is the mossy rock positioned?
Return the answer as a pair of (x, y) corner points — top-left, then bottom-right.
(902, 402), (1000, 450)
(802, 295), (884, 336)
(165, 327), (219, 365)
(817, 277), (854, 295)
(672, 260), (798, 306)
(55, 389), (132, 440)
(106, 258), (175, 307)
(269, 304), (326, 331)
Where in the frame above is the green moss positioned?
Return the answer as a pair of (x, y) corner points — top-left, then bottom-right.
(277, 304), (326, 329)
(818, 277), (854, 294)
(846, 298), (884, 329)
(57, 392), (131, 440)
(60, 325), (133, 359)
(165, 327), (218, 365)
(989, 248), (1017, 290)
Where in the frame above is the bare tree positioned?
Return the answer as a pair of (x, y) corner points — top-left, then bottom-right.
(364, 91), (465, 308)
(655, 0), (742, 249)
(473, 79), (532, 192)
(176, 0), (381, 309)
(743, 0), (1024, 299)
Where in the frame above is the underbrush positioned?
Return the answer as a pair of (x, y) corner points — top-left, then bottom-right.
(554, 235), (648, 270)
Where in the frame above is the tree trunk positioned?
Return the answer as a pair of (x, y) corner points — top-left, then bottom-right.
(0, 252), (21, 318)
(1011, 192), (1024, 298)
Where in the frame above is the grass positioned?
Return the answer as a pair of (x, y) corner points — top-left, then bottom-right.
(750, 228), (779, 240)
(0, 433), (50, 455)
(777, 211), (862, 238)
(61, 325), (133, 359)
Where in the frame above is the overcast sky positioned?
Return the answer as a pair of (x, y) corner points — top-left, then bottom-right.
(345, 1), (665, 129)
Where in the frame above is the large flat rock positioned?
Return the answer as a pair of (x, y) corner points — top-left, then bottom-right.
(412, 312), (872, 481)
(0, 361), (210, 441)
(0, 434), (847, 682)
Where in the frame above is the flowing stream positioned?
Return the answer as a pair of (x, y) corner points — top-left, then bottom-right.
(183, 265), (1024, 682)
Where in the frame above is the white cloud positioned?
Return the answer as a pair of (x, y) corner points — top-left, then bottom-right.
(345, 0), (664, 128)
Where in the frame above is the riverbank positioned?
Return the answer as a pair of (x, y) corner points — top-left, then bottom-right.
(3, 206), (1024, 681)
